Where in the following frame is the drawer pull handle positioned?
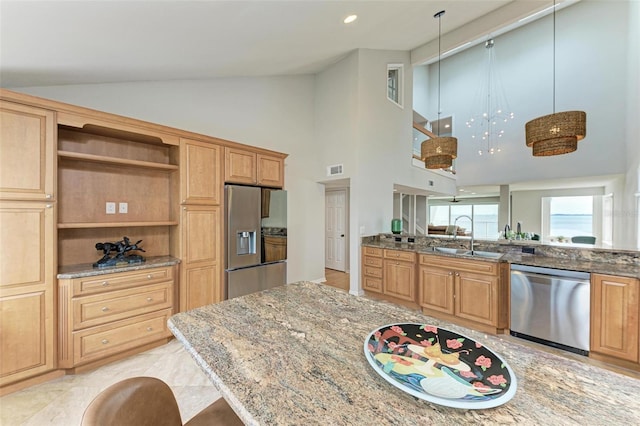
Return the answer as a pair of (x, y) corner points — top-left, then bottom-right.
(147, 274), (152, 279)
(102, 281), (109, 286)
(101, 339), (109, 345)
(101, 306), (109, 312)
(146, 297), (153, 302)
(147, 327), (153, 332)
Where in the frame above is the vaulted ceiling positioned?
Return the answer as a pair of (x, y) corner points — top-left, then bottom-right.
(0, 0), (551, 88)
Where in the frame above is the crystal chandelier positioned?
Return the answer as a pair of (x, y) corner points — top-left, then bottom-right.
(465, 38), (514, 155)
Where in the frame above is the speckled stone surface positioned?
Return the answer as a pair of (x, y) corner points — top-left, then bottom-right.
(363, 235), (640, 279)
(57, 256), (180, 279)
(169, 282), (640, 426)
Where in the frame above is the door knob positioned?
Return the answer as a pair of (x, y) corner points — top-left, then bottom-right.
(341, 234), (345, 237)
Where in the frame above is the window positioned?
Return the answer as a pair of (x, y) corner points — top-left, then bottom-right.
(387, 64), (403, 107)
(428, 202), (499, 240)
(544, 196), (593, 240)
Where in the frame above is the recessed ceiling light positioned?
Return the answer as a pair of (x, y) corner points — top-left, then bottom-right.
(344, 15), (357, 24)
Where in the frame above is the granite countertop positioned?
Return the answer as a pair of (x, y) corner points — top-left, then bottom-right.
(57, 255), (180, 279)
(363, 241), (640, 279)
(168, 281), (640, 425)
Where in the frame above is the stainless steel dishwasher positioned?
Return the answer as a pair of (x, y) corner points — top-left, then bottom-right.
(510, 264), (591, 356)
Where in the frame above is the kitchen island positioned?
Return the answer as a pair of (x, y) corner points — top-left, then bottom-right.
(168, 281), (640, 425)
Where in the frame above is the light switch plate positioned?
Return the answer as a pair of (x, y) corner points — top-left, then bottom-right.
(119, 202), (128, 214)
(106, 202), (116, 214)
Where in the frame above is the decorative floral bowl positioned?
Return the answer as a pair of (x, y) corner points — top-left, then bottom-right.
(364, 323), (518, 409)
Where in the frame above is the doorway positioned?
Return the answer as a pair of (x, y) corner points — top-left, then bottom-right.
(325, 188), (348, 272)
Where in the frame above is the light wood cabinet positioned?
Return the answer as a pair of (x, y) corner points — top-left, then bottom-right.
(590, 273), (639, 365)
(383, 250), (416, 302)
(178, 138), (222, 310)
(418, 255), (508, 333)
(0, 100), (57, 390)
(224, 147), (257, 185)
(58, 265), (175, 369)
(179, 206), (221, 309)
(0, 101), (56, 201)
(257, 154), (284, 188)
(362, 247), (383, 293)
(224, 147), (285, 188)
(0, 203), (56, 387)
(180, 138), (221, 205)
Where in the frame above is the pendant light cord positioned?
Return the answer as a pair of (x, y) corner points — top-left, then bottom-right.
(434, 10), (445, 137)
(553, 0), (556, 113)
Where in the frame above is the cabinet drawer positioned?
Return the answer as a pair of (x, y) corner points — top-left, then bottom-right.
(73, 309), (171, 365)
(363, 277), (383, 293)
(72, 266), (173, 296)
(363, 256), (383, 268)
(364, 265), (383, 278)
(363, 247), (382, 257)
(73, 281), (173, 329)
(384, 250), (415, 263)
(419, 255), (497, 275)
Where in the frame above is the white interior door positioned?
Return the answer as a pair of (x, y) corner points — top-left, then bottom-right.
(325, 189), (347, 271)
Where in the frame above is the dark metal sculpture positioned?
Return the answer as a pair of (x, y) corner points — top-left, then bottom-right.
(93, 236), (146, 268)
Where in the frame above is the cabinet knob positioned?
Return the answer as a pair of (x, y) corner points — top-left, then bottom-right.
(448, 272), (453, 275)
(101, 306), (109, 312)
(101, 339), (109, 345)
(147, 327), (153, 332)
(147, 274), (152, 279)
(455, 272), (460, 276)
(102, 281), (109, 286)
(46, 204), (53, 209)
(183, 207), (186, 210)
(146, 297), (153, 302)
(45, 194), (52, 199)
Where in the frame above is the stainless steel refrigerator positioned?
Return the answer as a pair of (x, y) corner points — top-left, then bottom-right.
(224, 185), (287, 299)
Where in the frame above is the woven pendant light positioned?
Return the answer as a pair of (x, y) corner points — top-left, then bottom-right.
(421, 10), (457, 169)
(525, 1), (586, 156)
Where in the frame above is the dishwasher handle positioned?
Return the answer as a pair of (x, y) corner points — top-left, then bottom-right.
(510, 264), (590, 280)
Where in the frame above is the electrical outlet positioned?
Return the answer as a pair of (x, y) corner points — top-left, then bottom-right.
(106, 202), (116, 214)
(119, 202), (128, 214)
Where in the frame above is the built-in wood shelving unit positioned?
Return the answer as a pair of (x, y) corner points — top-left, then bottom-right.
(58, 151), (179, 171)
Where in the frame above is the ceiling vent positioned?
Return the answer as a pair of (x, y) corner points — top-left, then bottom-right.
(327, 164), (344, 176)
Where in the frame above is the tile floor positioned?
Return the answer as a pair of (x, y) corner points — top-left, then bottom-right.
(0, 340), (219, 425)
(0, 274), (350, 426)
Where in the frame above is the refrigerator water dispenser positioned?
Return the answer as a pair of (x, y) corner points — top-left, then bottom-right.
(236, 230), (256, 255)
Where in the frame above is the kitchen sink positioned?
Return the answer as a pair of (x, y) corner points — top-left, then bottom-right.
(431, 247), (503, 259)
(432, 247), (469, 255)
(468, 250), (503, 259)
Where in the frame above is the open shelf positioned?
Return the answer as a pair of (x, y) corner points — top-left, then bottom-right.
(58, 221), (179, 229)
(58, 150), (178, 171)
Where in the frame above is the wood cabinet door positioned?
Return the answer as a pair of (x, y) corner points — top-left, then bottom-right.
(181, 206), (220, 266)
(257, 154), (284, 188)
(0, 201), (55, 385)
(455, 271), (497, 326)
(180, 206), (222, 310)
(0, 101), (56, 201)
(181, 139), (221, 205)
(224, 147), (256, 184)
(591, 274), (639, 362)
(0, 289), (55, 385)
(383, 260), (415, 302)
(418, 266), (454, 315)
(181, 265), (219, 311)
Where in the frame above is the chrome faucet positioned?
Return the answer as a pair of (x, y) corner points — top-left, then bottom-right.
(454, 215), (474, 252)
